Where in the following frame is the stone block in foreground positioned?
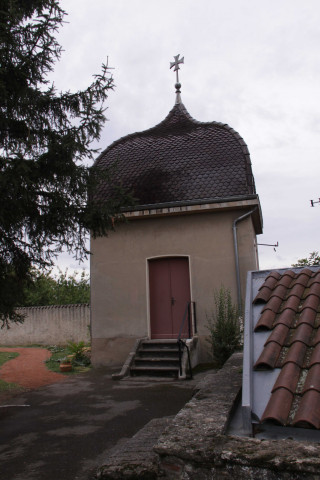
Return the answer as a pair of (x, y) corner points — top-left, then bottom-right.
(96, 416), (173, 479)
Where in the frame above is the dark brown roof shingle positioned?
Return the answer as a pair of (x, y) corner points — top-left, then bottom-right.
(94, 103), (257, 208)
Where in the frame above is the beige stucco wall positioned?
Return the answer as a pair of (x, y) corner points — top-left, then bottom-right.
(91, 208), (259, 366)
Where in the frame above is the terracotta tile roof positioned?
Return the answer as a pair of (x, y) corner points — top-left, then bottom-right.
(94, 103), (257, 208)
(253, 267), (320, 429)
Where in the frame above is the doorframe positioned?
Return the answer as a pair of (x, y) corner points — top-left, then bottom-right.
(146, 255), (194, 339)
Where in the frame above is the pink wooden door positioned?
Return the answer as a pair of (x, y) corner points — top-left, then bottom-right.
(149, 257), (191, 339)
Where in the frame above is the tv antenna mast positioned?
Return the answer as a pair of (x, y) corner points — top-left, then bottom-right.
(257, 241), (279, 252)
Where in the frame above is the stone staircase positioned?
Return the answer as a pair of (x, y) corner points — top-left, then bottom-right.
(130, 340), (181, 378)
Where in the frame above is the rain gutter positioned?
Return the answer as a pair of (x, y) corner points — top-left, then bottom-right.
(233, 208), (257, 314)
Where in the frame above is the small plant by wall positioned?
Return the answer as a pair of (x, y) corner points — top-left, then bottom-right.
(46, 343), (91, 373)
(206, 286), (241, 367)
(67, 341), (91, 366)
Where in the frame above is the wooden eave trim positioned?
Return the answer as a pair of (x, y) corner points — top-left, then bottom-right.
(123, 198), (263, 233)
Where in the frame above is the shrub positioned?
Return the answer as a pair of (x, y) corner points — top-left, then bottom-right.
(67, 341), (91, 366)
(206, 286), (241, 367)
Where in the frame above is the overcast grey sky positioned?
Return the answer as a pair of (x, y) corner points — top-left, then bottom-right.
(53, 0), (320, 273)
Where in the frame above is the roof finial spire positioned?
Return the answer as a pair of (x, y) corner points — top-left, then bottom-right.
(170, 54), (184, 104)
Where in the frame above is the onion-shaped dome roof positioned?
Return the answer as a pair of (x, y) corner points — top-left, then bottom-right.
(94, 102), (257, 208)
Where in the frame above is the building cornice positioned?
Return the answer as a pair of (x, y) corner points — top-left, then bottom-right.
(123, 196), (263, 234)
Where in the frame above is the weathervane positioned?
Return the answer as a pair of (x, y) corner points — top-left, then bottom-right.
(170, 54), (184, 104)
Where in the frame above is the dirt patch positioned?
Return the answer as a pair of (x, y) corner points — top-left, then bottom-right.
(0, 347), (66, 391)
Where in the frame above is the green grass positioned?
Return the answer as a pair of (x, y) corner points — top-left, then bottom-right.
(0, 344), (44, 348)
(0, 378), (23, 393)
(45, 345), (91, 375)
(45, 345), (69, 373)
(0, 351), (19, 367)
(0, 351), (23, 394)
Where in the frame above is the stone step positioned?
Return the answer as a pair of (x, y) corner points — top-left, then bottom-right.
(134, 356), (180, 363)
(128, 339), (187, 378)
(130, 366), (179, 378)
(137, 348), (180, 357)
(140, 342), (180, 351)
(141, 339), (178, 343)
(133, 359), (180, 369)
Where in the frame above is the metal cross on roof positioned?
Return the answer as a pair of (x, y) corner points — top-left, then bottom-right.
(170, 54), (184, 104)
(170, 54), (184, 83)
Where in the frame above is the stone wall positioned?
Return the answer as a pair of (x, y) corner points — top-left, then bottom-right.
(96, 353), (320, 479)
(155, 353), (320, 479)
(0, 304), (90, 345)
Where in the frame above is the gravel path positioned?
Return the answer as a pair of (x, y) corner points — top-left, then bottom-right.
(0, 347), (66, 389)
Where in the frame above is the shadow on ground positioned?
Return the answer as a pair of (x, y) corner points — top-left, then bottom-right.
(0, 368), (202, 480)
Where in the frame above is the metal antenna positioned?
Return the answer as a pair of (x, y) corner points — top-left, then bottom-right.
(170, 54), (184, 104)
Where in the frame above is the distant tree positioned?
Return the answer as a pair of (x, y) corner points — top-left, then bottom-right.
(0, 1), (132, 327)
(21, 269), (90, 306)
(292, 251), (320, 267)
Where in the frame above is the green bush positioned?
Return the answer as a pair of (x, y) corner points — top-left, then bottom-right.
(46, 344), (91, 372)
(67, 341), (91, 366)
(206, 286), (241, 367)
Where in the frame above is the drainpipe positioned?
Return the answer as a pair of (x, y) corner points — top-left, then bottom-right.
(233, 208), (257, 315)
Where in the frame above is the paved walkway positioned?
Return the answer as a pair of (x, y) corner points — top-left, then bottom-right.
(0, 354), (199, 480)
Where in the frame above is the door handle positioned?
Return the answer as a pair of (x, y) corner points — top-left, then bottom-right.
(171, 297), (176, 306)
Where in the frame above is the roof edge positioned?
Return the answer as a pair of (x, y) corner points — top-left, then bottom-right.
(122, 194), (259, 212)
(122, 195), (263, 234)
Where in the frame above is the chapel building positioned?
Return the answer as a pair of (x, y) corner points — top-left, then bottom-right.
(90, 58), (263, 371)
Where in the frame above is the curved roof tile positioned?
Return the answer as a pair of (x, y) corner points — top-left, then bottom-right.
(309, 343), (320, 366)
(251, 267), (320, 431)
(272, 362), (301, 394)
(274, 309), (296, 328)
(293, 390), (320, 429)
(302, 364), (320, 393)
(312, 328), (320, 346)
(254, 309), (276, 331)
(283, 342), (307, 367)
(261, 388), (294, 425)
(254, 341), (282, 369)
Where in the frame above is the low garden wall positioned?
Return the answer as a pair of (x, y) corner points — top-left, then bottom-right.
(156, 353), (320, 479)
(0, 304), (90, 346)
(97, 353), (320, 479)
